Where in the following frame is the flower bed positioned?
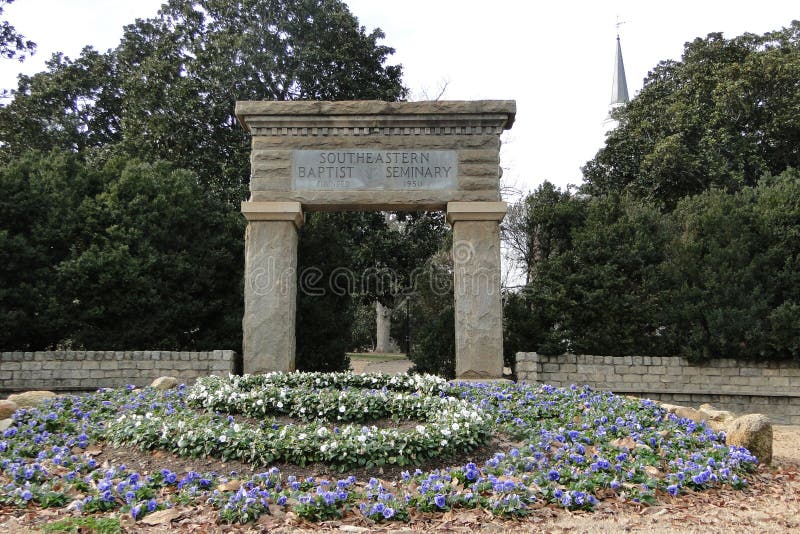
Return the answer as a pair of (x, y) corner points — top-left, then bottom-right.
(0, 374), (759, 527)
(107, 373), (491, 469)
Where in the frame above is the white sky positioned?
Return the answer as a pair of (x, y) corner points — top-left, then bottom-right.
(1, 0), (798, 198)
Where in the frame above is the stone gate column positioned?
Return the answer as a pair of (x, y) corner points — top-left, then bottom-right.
(447, 201), (507, 379)
(241, 201), (303, 374)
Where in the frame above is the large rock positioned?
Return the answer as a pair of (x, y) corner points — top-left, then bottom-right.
(6, 391), (57, 410)
(698, 403), (736, 431)
(673, 406), (707, 424)
(0, 399), (18, 419)
(725, 413), (773, 465)
(0, 419), (12, 431)
(150, 376), (179, 390)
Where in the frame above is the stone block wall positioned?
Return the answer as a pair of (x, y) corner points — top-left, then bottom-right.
(516, 352), (800, 425)
(0, 351), (235, 392)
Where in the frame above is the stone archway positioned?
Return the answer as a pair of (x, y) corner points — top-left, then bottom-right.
(237, 100), (516, 380)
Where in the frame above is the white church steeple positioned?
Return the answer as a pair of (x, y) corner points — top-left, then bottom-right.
(604, 28), (630, 129)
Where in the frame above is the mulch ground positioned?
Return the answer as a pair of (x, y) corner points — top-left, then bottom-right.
(1, 427), (799, 533)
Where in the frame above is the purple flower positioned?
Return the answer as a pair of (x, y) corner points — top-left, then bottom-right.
(147, 499), (158, 512)
(434, 494), (446, 509)
(667, 484), (679, 496)
(21, 489), (33, 501)
(383, 506), (395, 519)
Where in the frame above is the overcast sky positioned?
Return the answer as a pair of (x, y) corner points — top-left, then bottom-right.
(1, 0), (797, 198)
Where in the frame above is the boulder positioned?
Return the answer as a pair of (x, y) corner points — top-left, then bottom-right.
(673, 406), (707, 424)
(659, 403), (679, 413)
(6, 391), (57, 410)
(0, 399), (18, 419)
(725, 413), (772, 465)
(698, 403), (735, 425)
(150, 376), (179, 390)
(0, 419), (13, 431)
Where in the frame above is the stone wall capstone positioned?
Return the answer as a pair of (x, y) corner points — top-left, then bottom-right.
(516, 352), (800, 425)
(0, 351), (235, 392)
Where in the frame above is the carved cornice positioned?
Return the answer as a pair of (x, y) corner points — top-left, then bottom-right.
(236, 100), (516, 137)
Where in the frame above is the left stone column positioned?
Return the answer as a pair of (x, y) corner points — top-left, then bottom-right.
(241, 201), (304, 374)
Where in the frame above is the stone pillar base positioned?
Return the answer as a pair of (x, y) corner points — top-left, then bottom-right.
(242, 202), (303, 374)
(447, 201), (507, 380)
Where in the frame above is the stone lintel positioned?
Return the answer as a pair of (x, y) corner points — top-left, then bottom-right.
(241, 201), (304, 228)
(236, 100), (517, 131)
(446, 201), (508, 224)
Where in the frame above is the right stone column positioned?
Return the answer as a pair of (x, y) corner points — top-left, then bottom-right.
(446, 201), (507, 379)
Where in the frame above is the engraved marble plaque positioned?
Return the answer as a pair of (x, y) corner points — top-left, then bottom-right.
(293, 150), (458, 190)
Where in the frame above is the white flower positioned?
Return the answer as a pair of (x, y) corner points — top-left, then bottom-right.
(452, 422), (460, 431)
(440, 439), (448, 446)
(299, 433), (307, 440)
(219, 434), (227, 443)
(317, 427), (328, 437)
(358, 435), (367, 443)
(339, 405), (346, 413)
(416, 425), (426, 434)
(277, 401), (284, 409)
(233, 424), (241, 432)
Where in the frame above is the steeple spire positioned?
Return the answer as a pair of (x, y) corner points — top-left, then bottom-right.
(604, 23), (630, 128)
(610, 35), (629, 105)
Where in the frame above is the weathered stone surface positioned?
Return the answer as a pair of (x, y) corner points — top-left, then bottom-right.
(7, 390), (57, 409)
(150, 376), (179, 390)
(243, 220), (299, 374)
(236, 99), (517, 122)
(698, 403), (736, 423)
(458, 149), (498, 164)
(375, 302), (396, 354)
(0, 399), (18, 419)
(725, 413), (773, 465)
(249, 189), (501, 211)
(253, 134), (501, 151)
(672, 406), (707, 424)
(0, 419), (12, 431)
(450, 206), (505, 379)
(239, 101), (513, 376)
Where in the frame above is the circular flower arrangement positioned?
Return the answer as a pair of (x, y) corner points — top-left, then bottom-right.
(106, 372), (492, 470)
(0, 375), (761, 527)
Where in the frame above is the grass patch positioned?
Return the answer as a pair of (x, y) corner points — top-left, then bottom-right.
(42, 517), (121, 534)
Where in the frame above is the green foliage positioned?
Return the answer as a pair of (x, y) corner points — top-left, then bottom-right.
(666, 170), (800, 361)
(505, 173), (800, 363)
(296, 212), (357, 372)
(0, 1), (35, 61)
(58, 158), (243, 350)
(0, 0), (406, 205)
(0, 151), (242, 351)
(0, 151), (103, 349)
(42, 516), (121, 534)
(510, 193), (675, 357)
(0, 0), (408, 357)
(350, 301), (377, 352)
(405, 247), (455, 378)
(583, 21), (800, 208)
(503, 181), (585, 285)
